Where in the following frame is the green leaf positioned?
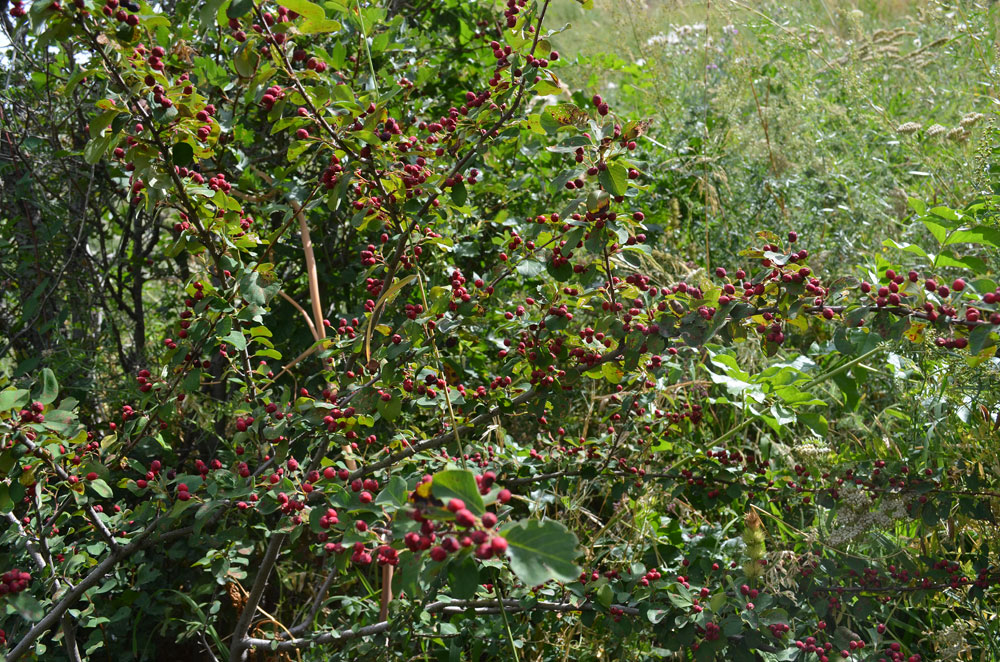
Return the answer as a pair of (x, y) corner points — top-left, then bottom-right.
(515, 260), (545, 277)
(376, 394), (402, 421)
(182, 370), (202, 392)
(90, 479), (113, 499)
(545, 259), (573, 282)
(431, 469), (485, 516)
(89, 109), (120, 139)
(935, 251), (987, 272)
(226, 0), (254, 19)
(9, 592), (44, 622)
(447, 555), (480, 599)
(233, 45), (259, 78)
(908, 197), (926, 216)
(503, 519), (581, 586)
(944, 225), (1000, 248)
(882, 238), (928, 258)
(799, 412), (829, 436)
(365, 274), (417, 360)
(172, 142), (194, 167)
(922, 219), (949, 244)
(281, 0), (325, 19)
(0, 484), (12, 513)
(221, 330), (247, 352)
(967, 324), (993, 355)
(39, 368), (59, 405)
(667, 588), (693, 609)
(375, 475), (407, 508)
(299, 17), (341, 33)
(83, 134), (113, 165)
(450, 180), (467, 207)
(541, 103), (587, 129)
(598, 161), (628, 196)
(239, 271), (279, 305)
(601, 362), (622, 384)
(0, 388), (30, 412)
(929, 206), (961, 222)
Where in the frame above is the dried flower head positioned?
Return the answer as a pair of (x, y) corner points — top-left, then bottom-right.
(960, 112), (985, 128)
(926, 124), (947, 138)
(947, 126), (970, 143)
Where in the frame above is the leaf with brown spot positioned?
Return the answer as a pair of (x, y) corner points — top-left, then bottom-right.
(543, 103), (588, 128)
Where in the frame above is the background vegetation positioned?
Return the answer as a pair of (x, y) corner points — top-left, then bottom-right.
(1, 0), (998, 660)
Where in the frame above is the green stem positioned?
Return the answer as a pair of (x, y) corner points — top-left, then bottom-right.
(710, 345), (885, 447)
(800, 345), (885, 391)
(415, 268), (467, 470)
(494, 581), (520, 662)
(355, 0), (379, 100)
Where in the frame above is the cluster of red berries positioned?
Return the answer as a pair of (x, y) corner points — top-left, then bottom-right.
(316, 508), (339, 530)
(636, 567), (662, 587)
(135, 369), (155, 393)
(591, 94), (611, 117)
(0, 569), (31, 596)
(260, 85), (287, 111)
(768, 622), (790, 638)
(320, 154), (344, 190)
(318, 405), (357, 433)
(17, 401), (46, 425)
(291, 47), (328, 72)
(170, 211), (194, 233)
(701, 621), (722, 641)
(101, 0), (141, 26)
(205, 172), (231, 192)
(882, 640), (920, 662)
(501, 0), (528, 28)
(794, 636), (835, 658)
(360, 278), (387, 302)
(234, 414), (255, 432)
(120, 404), (140, 422)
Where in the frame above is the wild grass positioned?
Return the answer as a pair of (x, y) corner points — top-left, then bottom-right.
(545, 0), (999, 275)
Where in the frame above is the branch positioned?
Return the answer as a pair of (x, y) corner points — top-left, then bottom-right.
(289, 568), (338, 635)
(228, 532), (286, 662)
(248, 599), (637, 652)
(366, 0), (554, 336)
(251, 167), (326, 339)
(7, 517), (163, 661)
(279, 289), (321, 342)
(20, 437), (119, 551)
(6, 502), (226, 662)
(349, 346), (623, 481)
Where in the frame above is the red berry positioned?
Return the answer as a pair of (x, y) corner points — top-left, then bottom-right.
(454, 508), (476, 528)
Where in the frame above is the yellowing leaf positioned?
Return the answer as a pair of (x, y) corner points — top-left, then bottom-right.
(905, 323), (926, 343)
